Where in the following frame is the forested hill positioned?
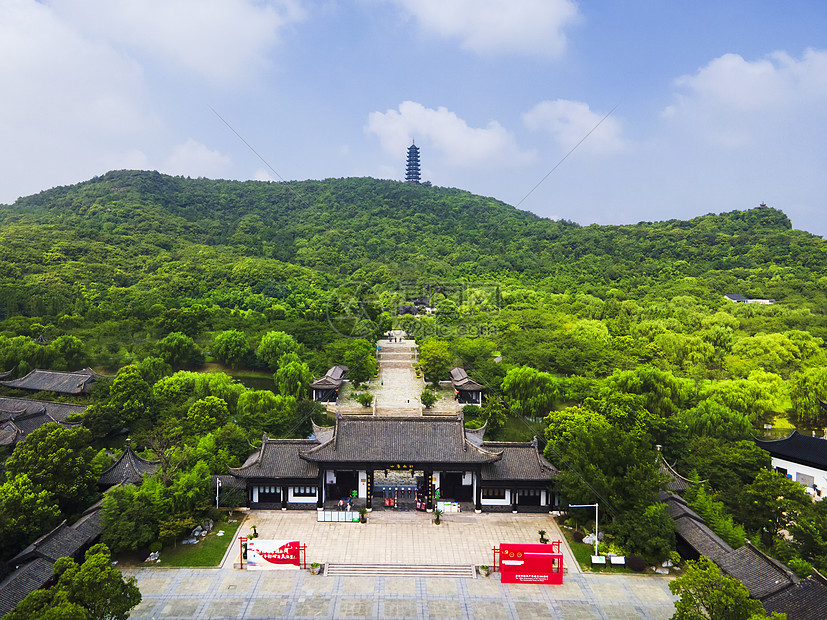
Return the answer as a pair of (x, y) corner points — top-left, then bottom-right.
(1, 170), (826, 321)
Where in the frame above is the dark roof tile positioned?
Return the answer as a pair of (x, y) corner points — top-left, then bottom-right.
(0, 558), (55, 617)
(755, 431), (827, 470)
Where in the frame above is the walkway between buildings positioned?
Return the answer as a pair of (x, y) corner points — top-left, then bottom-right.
(373, 332), (424, 416)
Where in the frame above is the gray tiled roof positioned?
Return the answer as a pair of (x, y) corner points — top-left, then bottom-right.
(449, 368), (484, 391)
(755, 431), (827, 470)
(300, 415), (502, 465)
(0, 398), (85, 447)
(0, 397), (86, 422)
(9, 502), (103, 566)
(717, 541), (798, 600)
(229, 438), (320, 480)
(662, 493), (733, 562)
(0, 557), (55, 617)
(311, 421), (334, 444)
(481, 440), (558, 481)
(763, 570), (827, 619)
(98, 443), (160, 487)
(310, 366), (347, 389)
(1, 368), (100, 394)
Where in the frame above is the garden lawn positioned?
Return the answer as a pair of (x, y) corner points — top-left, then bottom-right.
(156, 517), (242, 567)
(560, 528), (635, 574)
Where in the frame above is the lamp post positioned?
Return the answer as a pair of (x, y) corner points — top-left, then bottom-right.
(216, 478), (222, 509)
(569, 503), (599, 557)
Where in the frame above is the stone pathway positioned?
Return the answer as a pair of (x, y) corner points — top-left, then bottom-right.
(374, 334), (424, 415)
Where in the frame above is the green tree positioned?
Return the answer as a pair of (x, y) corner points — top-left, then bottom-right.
(256, 330), (298, 370)
(418, 339), (451, 386)
(212, 329), (249, 368)
(789, 367), (827, 426)
(6, 543), (141, 620)
(740, 468), (812, 546)
(182, 396), (230, 436)
(108, 364), (153, 428)
(156, 332), (204, 369)
(0, 474), (61, 561)
(501, 365), (559, 418)
(275, 360), (312, 400)
(100, 482), (161, 554)
(340, 339), (377, 385)
(613, 503), (675, 562)
(5, 424), (99, 514)
(480, 394), (507, 437)
(668, 557), (780, 619)
(420, 389), (437, 409)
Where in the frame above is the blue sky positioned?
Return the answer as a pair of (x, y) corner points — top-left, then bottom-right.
(2, 1), (826, 236)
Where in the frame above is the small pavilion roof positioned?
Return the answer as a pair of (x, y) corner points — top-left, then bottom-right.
(480, 438), (558, 482)
(98, 439), (160, 487)
(301, 415), (502, 465)
(229, 436), (320, 480)
(310, 366), (348, 390)
(754, 431), (827, 471)
(449, 368), (484, 392)
(657, 450), (702, 492)
(1, 368), (101, 395)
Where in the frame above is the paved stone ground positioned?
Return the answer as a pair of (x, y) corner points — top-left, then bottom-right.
(125, 511), (677, 619)
(375, 338), (424, 414)
(127, 568), (676, 619)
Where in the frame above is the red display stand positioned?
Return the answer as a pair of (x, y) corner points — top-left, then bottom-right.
(498, 542), (564, 584)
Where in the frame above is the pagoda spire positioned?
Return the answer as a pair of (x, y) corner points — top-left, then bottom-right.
(405, 140), (421, 184)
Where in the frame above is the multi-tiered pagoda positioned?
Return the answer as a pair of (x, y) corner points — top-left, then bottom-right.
(405, 141), (421, 184)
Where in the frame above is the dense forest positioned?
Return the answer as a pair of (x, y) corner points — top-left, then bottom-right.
(2, 170), (827, 602)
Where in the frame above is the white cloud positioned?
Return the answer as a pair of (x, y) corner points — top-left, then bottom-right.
(523, 100), (625, 154)
(48, 0), (306, 82)
(394, 0), (579, 56)
(663, 49), (827, 148)
(0, 0), (161, 202)
(366, 101), (533, 167)
(162, 139), (231, 178)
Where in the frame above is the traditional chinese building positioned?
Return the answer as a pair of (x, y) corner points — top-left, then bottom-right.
(450, 368), (484, 404)
(225, 414), (557, 513)
(310, 366), (348, 403)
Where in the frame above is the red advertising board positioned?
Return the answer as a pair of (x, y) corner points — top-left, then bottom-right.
(499, 542), (564, 584)
(246, 539), (301, 570)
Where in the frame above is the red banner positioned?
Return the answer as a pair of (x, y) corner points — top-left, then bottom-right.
(499, 543), (564, 584)
(246, 539), (301, 570)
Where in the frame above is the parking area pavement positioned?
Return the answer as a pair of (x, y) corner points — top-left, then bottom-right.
(125, 510), (678, 619)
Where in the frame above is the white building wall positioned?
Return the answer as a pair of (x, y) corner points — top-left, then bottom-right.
(772, 457), (827, 499)
(481, 490), (511, 506)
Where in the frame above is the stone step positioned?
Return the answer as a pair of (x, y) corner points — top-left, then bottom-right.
(324, 563), (477, 578)
(374, 408), (421, 417)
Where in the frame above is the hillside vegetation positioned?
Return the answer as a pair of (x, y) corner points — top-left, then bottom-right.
(2, 170), (827, 581)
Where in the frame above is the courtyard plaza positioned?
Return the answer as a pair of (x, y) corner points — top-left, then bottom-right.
(124, 510), (678, 619)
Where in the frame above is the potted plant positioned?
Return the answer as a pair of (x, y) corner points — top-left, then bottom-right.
(538, 530), (549, 544)
(358, 507), (368, 524)
(479, 565), (490, 577)
(433, 508), (443, 525)
(309, 562), (321, 575)
(249, 525), (258, 539)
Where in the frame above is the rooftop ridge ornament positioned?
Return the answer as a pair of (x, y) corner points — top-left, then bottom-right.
(405, 140), (421, 184)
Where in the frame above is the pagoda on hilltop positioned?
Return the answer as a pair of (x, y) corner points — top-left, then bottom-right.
(405, 140), (421, 184)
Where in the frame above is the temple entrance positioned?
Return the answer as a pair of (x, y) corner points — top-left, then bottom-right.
(373, 469), (422, 510)
(439, 471), (473, 502)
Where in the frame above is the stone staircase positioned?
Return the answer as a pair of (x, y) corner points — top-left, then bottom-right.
(324, 563), (477, 578)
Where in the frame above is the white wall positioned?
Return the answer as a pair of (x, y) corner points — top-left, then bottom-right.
(773, 457), (827, 499)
